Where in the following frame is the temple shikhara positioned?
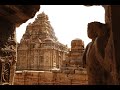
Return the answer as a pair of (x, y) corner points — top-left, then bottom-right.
(14, 12), (87, 85)
(16, 12), (68, 71)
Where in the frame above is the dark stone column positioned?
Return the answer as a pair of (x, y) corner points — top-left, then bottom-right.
(110, 5), (120, 84)
(0, 18), (16, 85)
(103, 5), (120, 85)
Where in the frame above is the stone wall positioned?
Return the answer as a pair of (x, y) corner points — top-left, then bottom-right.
(14, 70), (88, 85)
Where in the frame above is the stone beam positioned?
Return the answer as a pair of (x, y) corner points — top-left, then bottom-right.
(0, 5), (40, 27)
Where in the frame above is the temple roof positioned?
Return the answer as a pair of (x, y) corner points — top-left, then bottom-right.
(73, 38), (82, 41)
(44, 37), (55, 43)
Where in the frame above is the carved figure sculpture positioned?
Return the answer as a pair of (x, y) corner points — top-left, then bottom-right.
(82, 21), (112, 85)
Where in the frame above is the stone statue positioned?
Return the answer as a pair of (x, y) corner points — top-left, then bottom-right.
(82, 22), (101, 85)
(82, 21), (112, 85)
(94, 22), (114, 84)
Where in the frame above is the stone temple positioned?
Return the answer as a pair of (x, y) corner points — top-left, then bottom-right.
(14, 12), (87, 85)
(16, 12), (69, 71)
(61, 38), (85, 74)
(1, 5), (120, 85)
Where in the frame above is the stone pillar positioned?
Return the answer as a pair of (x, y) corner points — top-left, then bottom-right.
(110, 5), (120, 84)
(0, 18), (16, 85)
(103, 5), (120, 84)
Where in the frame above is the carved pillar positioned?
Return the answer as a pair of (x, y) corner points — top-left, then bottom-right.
(0, 5), (40, 85)
(0, 18), (16, 85)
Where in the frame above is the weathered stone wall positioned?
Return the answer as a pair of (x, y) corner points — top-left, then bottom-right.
(14, 70), (88, 85)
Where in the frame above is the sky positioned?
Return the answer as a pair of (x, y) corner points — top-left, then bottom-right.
(16, 5), (105, 48)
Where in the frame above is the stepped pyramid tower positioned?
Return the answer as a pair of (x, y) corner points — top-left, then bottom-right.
(16, 12), (68, 71)
(61, 38), (85, 74)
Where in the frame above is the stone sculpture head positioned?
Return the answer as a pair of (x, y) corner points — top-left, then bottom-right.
(88, 21), (109, 38)
(88, 21), (109, 59)
(87, 22), (98, 40)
